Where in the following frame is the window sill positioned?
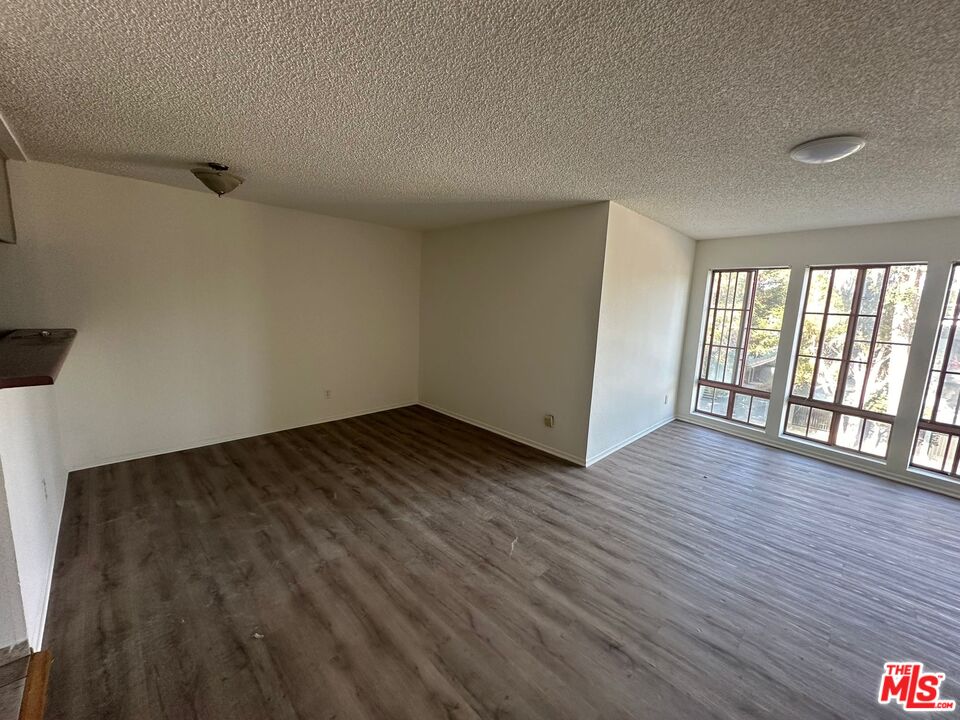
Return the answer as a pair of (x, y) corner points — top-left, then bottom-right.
(778, 432), (889, 466)
(905, 465), (960, 488)
(691, 410), (766, 433)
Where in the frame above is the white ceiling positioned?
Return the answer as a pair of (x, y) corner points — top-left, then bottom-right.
(2, 0), (959, 237)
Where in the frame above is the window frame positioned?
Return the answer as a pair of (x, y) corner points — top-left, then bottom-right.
(783, 262), (926, 458)
(694, 266), (789, 428)
(910, 262), (960, 478)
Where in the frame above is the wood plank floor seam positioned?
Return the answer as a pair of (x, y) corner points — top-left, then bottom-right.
(44, 406), (960, 719)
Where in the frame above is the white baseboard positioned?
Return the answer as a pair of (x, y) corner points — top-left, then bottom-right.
(418, 402), (585, 465)
(584, 415), (675, 466)
(31, 487), (65, 651)
(69, 401), (419, 472)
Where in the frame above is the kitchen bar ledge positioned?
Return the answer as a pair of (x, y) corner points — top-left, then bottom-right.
(0, 330), (76, 390)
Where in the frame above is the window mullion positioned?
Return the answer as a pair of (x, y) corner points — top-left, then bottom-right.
(724, 271), (749, 415)
(808, 269), (837, 400)
(700, 272), (720, 381)
(929, 280), (960, 423)
(725, 271), (752, 421)
(788, 267), (816, 399)
(787, 263), (926, 460)
(828, 268), (866, 444)
(734, 270), (757, 387)
(718, 274), (735, 382)
(835, 267), (866, 404)
(696, 267), (790, 428)
(858, 266), (889, 410)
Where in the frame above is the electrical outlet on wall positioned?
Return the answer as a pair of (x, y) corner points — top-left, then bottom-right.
(325, 389), (332, 399)
(544, 414), (555, 428)
(664, 394), (669, 405)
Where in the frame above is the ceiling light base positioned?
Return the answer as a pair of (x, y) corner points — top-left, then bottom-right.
(790, 136), (865, 164)
(191, 162), (244, 196)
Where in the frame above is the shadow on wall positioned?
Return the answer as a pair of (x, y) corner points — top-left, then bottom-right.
(38, 150), (598, 231)
(307, 199), (597, 231)
(0, 161), (423, 470)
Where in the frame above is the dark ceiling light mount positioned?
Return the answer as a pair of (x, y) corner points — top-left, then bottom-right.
(191, 162), (244, 196)
(789, 135), (866, 164)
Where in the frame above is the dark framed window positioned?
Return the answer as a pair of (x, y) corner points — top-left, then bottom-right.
(784, 264), (926, 458)
(911, 263), (960, 477)
(695, 268), (790, 427)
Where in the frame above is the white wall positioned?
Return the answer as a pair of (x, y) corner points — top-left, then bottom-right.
(419, 204), (609, 463)
(677, 216), (960, 497)
(0, 161), (422, 470)
(0, 464), (27, 651)
(0, 386), (67, 649)
(586, 203), (694, 463)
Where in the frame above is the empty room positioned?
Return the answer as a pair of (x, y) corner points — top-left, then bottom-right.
(1, 1), (959, 718)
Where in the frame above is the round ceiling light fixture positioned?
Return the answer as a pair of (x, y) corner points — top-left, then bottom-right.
(789, 135), (865, 164)
(191, 162), (244, 196)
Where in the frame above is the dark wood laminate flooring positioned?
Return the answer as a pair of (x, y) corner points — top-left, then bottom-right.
(45, 406), (960, 719)
(0, 654), (29, 720)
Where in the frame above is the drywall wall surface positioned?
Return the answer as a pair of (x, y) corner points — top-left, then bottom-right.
(586, 203), (694, 463)
(0, 161), (422, 469)
(420, 204), (610, 462)
(0, 459), (27, 651)
(677, 216), (960, 495)
(0, 385), (67, 649)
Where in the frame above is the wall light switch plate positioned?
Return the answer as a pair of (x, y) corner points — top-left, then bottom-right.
(544, 414), (555, 428)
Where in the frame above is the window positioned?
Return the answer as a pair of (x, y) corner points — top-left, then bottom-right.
(784, 264), (926, 457)
(911, 263), (960, 478)
(696, 268), (790, 427)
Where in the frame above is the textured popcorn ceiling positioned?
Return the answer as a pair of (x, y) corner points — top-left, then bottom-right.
(1, 0), (959, 236)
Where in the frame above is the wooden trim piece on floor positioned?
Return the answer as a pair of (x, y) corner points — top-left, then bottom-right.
(18, 652), (51, 720)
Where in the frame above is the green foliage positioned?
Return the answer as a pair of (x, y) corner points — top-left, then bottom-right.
(792, 266), (925, 411)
